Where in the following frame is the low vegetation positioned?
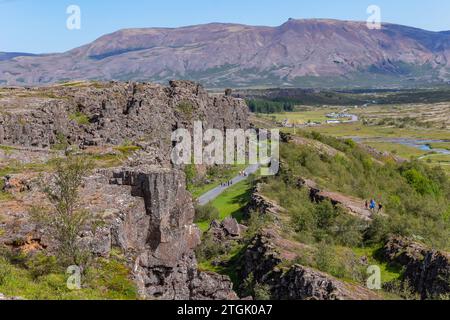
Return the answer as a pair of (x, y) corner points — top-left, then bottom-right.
(0, 155), (137, 300)
(277, 132), (450, 250)
(69, 111), (90, 126)
(0, 248), (137, 300)
(31, 155), (95, 267)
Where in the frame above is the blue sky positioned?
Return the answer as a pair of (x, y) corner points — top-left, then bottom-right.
(2, 0), (450, 53)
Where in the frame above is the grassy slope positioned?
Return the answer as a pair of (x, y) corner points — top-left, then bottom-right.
(0, 255), (137, 300)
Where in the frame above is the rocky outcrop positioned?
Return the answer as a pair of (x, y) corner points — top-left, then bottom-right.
(245, 184), (285, 219)
(383, 236), (450, 299)
(309, 187), (374, 221)
(0, 80), (247, 300)
(207, 217), (247, 241)
(273, 265), (379, 300)
(291, 175), (374, 221)
(98, 166), (238, 300)
(240, 229), (380, 300)
(0, 81), (249, 162)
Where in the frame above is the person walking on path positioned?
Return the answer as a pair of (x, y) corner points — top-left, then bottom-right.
(378, 202), (383, 213)
(369, 199), (376, 212)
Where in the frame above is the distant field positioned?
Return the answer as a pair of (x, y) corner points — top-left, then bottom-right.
(429, 142), (450, 151)
(300, 122), (450, 140)
(364, 141), (429, 159)
(258, 107), (352, 124)
(354, 103), (450, 130)
(257, 101), (450, 174)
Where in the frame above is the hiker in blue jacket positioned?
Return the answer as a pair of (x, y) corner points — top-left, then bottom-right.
(369, 199), (376, 211)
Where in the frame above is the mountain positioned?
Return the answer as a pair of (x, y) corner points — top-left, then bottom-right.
(1, 19), (450, 88)
(0, 52), (37, 62)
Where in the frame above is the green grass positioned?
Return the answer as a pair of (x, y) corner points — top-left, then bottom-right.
(300, 123), (450, 140)
(365, 141), (429, 159)
(0, 159), (60, 177)
(197, 243), (245, 286)
(196, 179), (253, 231)
(0, 152), (127, 181)
(0, 145), (15, 153)
(189, 164), (247, 199)
(69, 111), (90, 126)
(113, 145), (142, 156)
(176, 100), (195, 118)
(0, 255), (137, 300)
(429, 142), (450, 151)
(421, 154), (450, 175)
(260, 109), (337, 124)
(352, 245), (403, 284)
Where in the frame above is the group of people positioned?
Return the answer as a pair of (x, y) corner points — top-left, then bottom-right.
(220, 171), (248, 188)
(221, 180), (233, 187)
(365, 199), (383, 213)
(239, 170), (248, 177)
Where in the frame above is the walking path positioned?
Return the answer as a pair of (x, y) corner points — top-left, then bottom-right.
(197, 164), (260, 205)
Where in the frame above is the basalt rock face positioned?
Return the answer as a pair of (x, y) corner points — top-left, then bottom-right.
(0, 80), (245, 300)
(106, 167), (237, 300)
(0, 80), (249, 161)
(383, 237), (450, 299)
(245, 184), (285, 220)
(240, 230), (379, 300)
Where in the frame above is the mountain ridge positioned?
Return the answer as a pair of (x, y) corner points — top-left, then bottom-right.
(1, 18), (450, 88)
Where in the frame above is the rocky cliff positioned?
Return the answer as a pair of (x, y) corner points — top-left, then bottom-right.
(105, 167), (237, 299)
(383, 236), (450, 299)
(0, 80), (248, 159)
(0, 80), (248, 300)
(240, 229), (380, 300)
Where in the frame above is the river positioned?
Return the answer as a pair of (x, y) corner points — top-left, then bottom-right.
(351, 137), (450, 156)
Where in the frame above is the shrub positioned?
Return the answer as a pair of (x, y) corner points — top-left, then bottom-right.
(194, 203), (220, 224)
(184, 164), (197, 187)
(69, 111), (90, 126)
(25, 253), (60, 280)
(254, 283), (272, 300)
(30, 155), (95, 267)
(331, 213), (365, 247)
(84, 258), (137, 299)
(364, 215), (390, 245)
(177, 100), (195, 117)
(275, 136), (450, 250)
(402, 168), (440, 196)
(52, 132), (70, 151)
(383, 279), (420, 300)
(195, 234), (228, 262)
(244, 212), (271, 240)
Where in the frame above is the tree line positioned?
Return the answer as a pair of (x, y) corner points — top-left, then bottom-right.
(247, 99), (294, 114)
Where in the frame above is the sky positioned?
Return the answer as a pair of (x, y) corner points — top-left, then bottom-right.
(1, 0), (450, 53)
